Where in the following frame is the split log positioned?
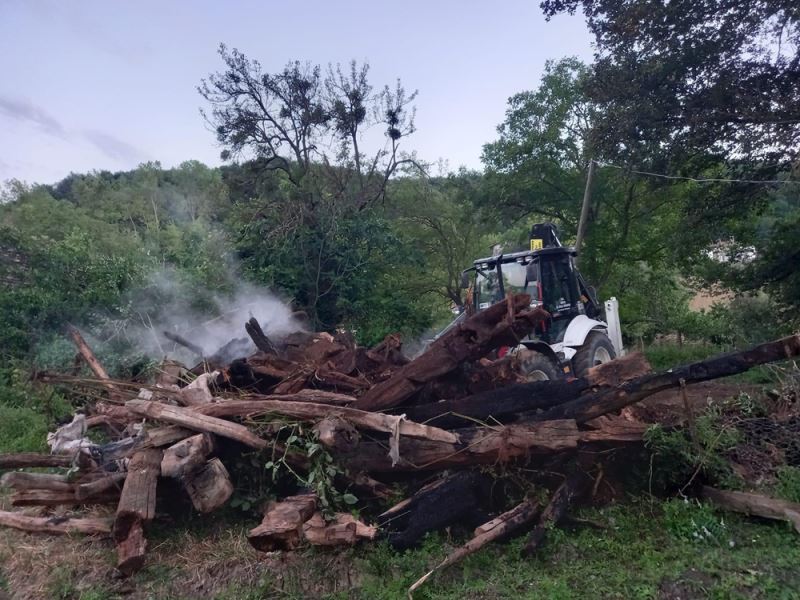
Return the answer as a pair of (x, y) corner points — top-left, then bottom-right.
(343, 420), (580, 472)
(194, 399), (459, 444)
(245, 317), (277, 355)
(0, 453), (73, 469)
(126, 400), (267, 450)
(302, 512), (377, 546)
(247, 493), (318, 552)
(535, 335), (800, 424)
(354, 295), (548, 412)
(161, 433), (215, 479)
(522, 472), (592, 556)
(408, 499), (540, 596)
(117, 520), (147, 577)
(702, 486), (800, 533)
(113, 448), (162, 542)
(0, 510), (112, 535)
(183, 458), (234, 513)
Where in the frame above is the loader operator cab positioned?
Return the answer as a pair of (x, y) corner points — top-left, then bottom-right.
(467, 224), (600, 346)
(458, 222), (620, 381)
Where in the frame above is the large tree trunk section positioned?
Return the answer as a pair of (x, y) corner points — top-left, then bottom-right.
(0, 510), (112, 535)
(354, 295), (548, 412)
(408, 499), (540, 596)
(702, 486), (800, 533)
(522, 472), (592, 557)
(247, 493), (318, 552)
(535, 335), (800, 424)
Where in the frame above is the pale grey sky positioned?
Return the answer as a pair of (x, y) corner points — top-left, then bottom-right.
(0, 0), (593, 184)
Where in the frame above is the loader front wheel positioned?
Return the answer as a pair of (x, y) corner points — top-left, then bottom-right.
(572, 331), (616, 378)
(519, 350), (561, 382)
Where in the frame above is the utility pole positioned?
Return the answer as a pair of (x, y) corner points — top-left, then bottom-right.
(574, 158), (595, 265)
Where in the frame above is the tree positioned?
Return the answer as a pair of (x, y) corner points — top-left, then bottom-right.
(199, 46), (422, 328)
(540, 0), (800, 174)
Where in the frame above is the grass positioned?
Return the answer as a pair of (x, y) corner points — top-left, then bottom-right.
(3, 495), (799, 599)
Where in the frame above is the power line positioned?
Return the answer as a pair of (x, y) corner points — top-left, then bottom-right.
(596, 160), (800, 185)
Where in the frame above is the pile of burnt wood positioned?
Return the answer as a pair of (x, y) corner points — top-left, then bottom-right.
(1, 294), (799, 593)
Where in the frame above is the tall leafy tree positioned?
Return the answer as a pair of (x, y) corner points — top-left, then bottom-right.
(199, 46), (421, 328)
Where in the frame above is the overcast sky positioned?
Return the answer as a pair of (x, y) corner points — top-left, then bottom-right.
(0, 1), (593, 185)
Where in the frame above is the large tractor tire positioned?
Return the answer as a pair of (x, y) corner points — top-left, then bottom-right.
(518, 350), (562, 382)
(572, 331), (616, 378)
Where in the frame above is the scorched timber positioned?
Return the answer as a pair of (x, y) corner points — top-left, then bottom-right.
(404, 352), (652, 428)
(535, 334), (800, 424)
(353, 294), (548, 412)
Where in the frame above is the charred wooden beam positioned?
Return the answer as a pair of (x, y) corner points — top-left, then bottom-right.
(408, 498), (540, 595)
(522, 472), (591, 556)
(535, 335), (800, 424)
(353, 295), (548, 412)
(403, 352), (651, 429)
(244, 317), (277, 355)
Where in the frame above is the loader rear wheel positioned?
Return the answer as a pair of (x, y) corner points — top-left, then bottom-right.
(519, 350), (561, 382)
(572, 331), (616, 378)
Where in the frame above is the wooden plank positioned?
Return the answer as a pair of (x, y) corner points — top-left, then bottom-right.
(195, 399), (459, 444)
(113, 448), (162, 542)
(126, 400), (267, 450)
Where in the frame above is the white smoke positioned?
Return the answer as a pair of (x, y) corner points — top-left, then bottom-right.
(124, 268), (305, 365)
